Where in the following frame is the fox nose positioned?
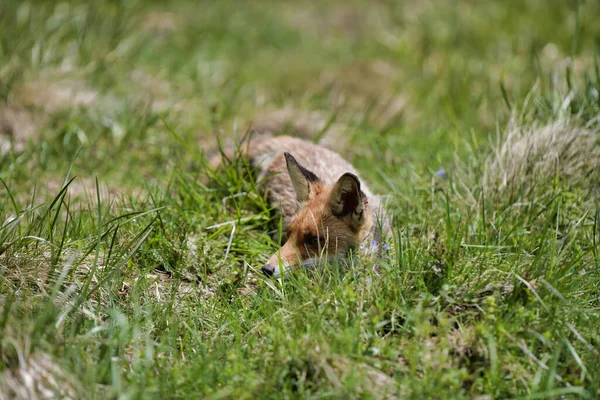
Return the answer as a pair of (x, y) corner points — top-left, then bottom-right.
(261, 264), (275, 277)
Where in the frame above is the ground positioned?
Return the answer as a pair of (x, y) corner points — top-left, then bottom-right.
(1, 0), (600, 398)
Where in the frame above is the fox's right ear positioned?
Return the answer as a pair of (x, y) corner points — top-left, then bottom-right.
(284, 152), (320, 202)
(328, 173), (365, 228)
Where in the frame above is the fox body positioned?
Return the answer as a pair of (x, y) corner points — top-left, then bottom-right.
(219, 134), (388, 277)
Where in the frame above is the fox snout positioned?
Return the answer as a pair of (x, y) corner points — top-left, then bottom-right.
(260, 239), (330, 278)
(261, 243), (295, 278)
(261, 263), (276, 277)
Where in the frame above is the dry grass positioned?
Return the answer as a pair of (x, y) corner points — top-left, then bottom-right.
(484, 120), (600, 198)
(454, 119), (600, 209)
(16, 78), (99, 114)
(280, 2), (388, 42)
(0, 350), (80, 400)
(327, 355), (398, 398)
(0, 106), (38, 153)
(251, 107), (349, 150)
(0, 74), (103, 153)
(283, 343), (398, 398)
(316, 60), (410, 124)
(138, 11), (183, 35)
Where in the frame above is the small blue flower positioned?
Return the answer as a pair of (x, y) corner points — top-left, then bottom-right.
(361, 240), (391, 254)
(371, 240), (379, 251)
(435, 168), (447, 179)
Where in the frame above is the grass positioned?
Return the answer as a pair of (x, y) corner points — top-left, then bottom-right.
(1, 0), (600, 398)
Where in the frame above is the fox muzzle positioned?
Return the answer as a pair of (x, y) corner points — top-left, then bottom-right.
(261, 264), (276, 277)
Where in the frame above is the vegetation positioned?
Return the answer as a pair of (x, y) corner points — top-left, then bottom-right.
(1, 0), (599, 398)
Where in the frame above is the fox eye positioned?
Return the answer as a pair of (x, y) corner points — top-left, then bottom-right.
(303, 234), (322, 247)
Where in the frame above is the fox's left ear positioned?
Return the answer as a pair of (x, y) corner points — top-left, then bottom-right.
(285, 152), (321, 202)
(329, 173), (365, 226)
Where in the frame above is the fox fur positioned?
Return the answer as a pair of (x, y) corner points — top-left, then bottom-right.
(213, 133), (389, 277)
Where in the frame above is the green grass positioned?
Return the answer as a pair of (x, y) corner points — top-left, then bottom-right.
(1, 0), (600, 398)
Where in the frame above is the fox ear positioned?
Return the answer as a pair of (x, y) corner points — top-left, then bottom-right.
(329, 173), (364, 223)
(284, 152), (320, 203)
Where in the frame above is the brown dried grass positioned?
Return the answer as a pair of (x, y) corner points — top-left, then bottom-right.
(484, 120), (600, 197)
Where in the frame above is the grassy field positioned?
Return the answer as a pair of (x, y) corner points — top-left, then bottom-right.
(1, 0), (600, 398)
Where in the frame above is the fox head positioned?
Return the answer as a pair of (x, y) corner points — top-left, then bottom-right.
(261, 152), (373, 277)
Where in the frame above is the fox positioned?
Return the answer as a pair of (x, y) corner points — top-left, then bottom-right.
(213, 133), (389, 277)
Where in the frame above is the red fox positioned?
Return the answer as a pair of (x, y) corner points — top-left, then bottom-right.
(214, 134), (389, 277)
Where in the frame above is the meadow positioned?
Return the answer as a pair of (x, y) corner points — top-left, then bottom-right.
(1, 0), (600, 398)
